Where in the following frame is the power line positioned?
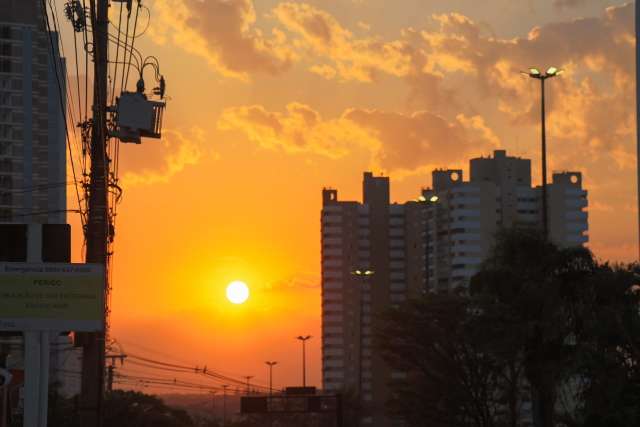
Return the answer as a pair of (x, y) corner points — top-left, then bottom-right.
(125, 353), (272, 392)
(39, 0), (86, 230)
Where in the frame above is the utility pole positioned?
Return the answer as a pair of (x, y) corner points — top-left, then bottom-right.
(636, 0), (640, 261)
(105, 354), (127, 393)
(80, 0), (109, 425)
(106, 365), (114, 393)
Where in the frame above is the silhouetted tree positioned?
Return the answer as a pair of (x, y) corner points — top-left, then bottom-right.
(564, 262), (640, 427)
(48, 390), (195, 427)
(470, 229), (640, 427)
(377, 292), (507, 427)
(470, 230), (591, 427)
(379, 229), (640, 427)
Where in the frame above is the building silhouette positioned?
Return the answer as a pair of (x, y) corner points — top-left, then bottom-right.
(422, 150), (588, 291)
(0, 0), (67, 224)
(320, 150), (588, 425)
(321, 173), (426, 426)
(0, 2), (76, 420)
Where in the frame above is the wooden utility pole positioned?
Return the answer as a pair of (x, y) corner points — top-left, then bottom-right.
(80, 0), (109, 425)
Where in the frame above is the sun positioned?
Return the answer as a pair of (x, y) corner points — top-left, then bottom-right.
(226, 281), (250, 304)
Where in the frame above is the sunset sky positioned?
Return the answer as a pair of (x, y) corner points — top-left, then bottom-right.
(62, 0), (637, 390)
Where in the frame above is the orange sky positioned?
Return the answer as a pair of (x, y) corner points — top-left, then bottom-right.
(60, 0), (638, 391)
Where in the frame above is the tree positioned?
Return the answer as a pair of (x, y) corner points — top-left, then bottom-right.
(565, 263), (640, 427)
(379, 228), (640, 427)
(377, 292), (507, 427)
(48, 390), (196, 427)
(470, 229), (640, 427)
(469, 229), (591, 427)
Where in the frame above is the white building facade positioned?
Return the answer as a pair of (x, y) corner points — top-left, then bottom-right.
(422, 150), (589, 291)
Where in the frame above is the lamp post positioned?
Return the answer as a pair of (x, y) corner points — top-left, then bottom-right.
(244, 376), (253, 395)
(209, 391), (216, 416)
(222, 384), (229, 427)
(265, 361), (278, 396)
(522, 66), (563, 239)
(351, 269), (374, 401)
(296, 335), (312, 387)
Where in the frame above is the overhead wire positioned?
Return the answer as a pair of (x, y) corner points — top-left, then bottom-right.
(109, 1), (124, 109)
(125, 353), (273, 392)
(40, 0), (86, 230)
(107, 343), (277, 394)
(109, 5), (151, 40)
(123, 0), (141, 91)
(47, 0), (83, 163)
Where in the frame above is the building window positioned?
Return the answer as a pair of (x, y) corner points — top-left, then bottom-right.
(0, 43), (10, 56)
(0, 59), (11, 73)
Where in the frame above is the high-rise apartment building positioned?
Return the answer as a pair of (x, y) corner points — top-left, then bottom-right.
(0, 1), (76, 414)
(422, 150), (588, 291)
(0, 0), (67, 224)
(321, 173), (426, 426)
(320, 151), (588, 425)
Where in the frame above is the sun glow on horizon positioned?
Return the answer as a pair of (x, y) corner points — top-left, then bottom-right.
(226, 280), (250, 304)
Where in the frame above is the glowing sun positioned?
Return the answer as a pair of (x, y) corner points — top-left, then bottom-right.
(226, 281), (250, 304)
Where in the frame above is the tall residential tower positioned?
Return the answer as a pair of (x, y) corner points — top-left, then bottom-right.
(321, 173), (426, 426)
(0, 0), (67, 224)
(423, 150), (588, 291)
(321, 151), (589, 425)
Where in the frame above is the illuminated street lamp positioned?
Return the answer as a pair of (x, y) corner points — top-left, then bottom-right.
(417, 195), (439, 203)
(296, 335), (312, 387)
(351, 269), (375, 403)
(521, 66), (564, 239)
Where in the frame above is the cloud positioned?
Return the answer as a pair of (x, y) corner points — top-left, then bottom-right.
(218, 103), (499, 173)
(552, 0), (587, 9)
(148, 0), (294, 80)
(120, 128), (210, 187)
(272, 2), (414, 82)
(344, 109), (499, 171)
(217, 103), (365, 158)
(412, 3), (635, 153)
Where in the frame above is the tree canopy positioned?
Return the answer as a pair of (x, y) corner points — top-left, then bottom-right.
(378, 229), (640, 427)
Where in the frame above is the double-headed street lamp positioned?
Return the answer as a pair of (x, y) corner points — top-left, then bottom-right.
(522, 66), (564, 239)
(296, 335), (312, 387)
(244, 375), (254, 395)
(417, 195), (439, 203)
(265, 361), (278, 396)
(351, 269), (374, 402)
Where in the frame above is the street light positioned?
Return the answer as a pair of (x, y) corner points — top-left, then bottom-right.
(521, 66), (564, 239)
(351, 269), (374, 276)
(244, 375), (253, 395)
(222, 384), (229, 427)
(296, 335), (312, 387)
(265, 361), (278, 396)
(416, 195), (439, 203)
(351, 269), (375, 407)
